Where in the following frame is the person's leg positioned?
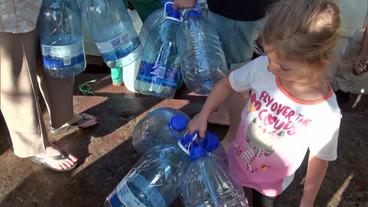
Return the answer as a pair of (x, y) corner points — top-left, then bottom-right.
(36, 43), (98, 131)
(208, 12), (264, 67)
(36, 59), (75, 129)
(252, 189), (277, 207)
(207, 13), (260, 127)
(0, 31), (47, 157)
(0, 31), (77, 171)
(333, 30), (368, 94)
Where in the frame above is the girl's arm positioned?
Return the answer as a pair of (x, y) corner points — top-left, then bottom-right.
(188, 76), (234, 137)
(300, 155), (329, 207)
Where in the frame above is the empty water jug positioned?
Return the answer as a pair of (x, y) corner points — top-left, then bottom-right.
(139, 0), (170, 46)
(177, 8), (227, 95)
(39, 0), (86, 78)
(104, 138), (193, 207)
(199, 131), (228, 168)
(135, 2), (182, 98)
(132, 107), (189, 155)
(181, 133), (249, 207)
(82, 0), (142, 68)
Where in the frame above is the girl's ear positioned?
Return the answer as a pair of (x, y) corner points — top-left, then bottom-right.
(320, 60), (331, 68)
(318, 59), (330, 70)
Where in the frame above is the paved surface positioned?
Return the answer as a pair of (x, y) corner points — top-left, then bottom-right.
(0, 72), (367, 207)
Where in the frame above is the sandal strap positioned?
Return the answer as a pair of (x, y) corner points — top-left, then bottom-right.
(31, 149), (69, 164)
(69, 113), (98, 128)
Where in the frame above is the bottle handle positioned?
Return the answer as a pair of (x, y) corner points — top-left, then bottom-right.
(177, 130), (199, 155)
(164, 2), (183, 22)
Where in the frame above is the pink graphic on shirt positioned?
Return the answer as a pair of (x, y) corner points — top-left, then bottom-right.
(236, 118), (285, 173)
(231, 90), (312, 175)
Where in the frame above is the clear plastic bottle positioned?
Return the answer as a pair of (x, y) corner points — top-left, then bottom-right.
(39, 0), (86, 78)
(181, 135), (249, 207)
(139, 0), (169, 47)
(132, 107), (189, 155)
(104, 142), (191, 207)
(134, 2), (182, 98)
(199, 131), (229, 168)
(177, 9), (227, 95)
(81, 0), (142, 68)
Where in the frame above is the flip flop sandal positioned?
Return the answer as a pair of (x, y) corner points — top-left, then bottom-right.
(30, 149), (78, 172)
(70, 113), (98, 129)
(50, 113), (98, 134)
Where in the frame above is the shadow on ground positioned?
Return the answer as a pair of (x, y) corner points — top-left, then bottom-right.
(0, 73), (367, 207)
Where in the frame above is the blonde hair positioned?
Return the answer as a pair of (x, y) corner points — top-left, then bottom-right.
(261, 0), (341, 65)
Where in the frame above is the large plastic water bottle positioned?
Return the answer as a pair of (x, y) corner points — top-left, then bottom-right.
(104, 139), (193, 207)
(198, 131), (228, 168)
(123, 0), (169, 93)
(139, 0), (208, 46)
(181, 134), (249, 207)
(132, 107), (189, 155)
(134, 2), (182, 98)
(139, 0), (168, 46)
(177, 8), (227, 95)
(39, 0), (86, 78)
(81, 0), (142, 68)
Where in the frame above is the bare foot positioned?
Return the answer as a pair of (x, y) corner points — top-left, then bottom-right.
(33, 145), (78, 171)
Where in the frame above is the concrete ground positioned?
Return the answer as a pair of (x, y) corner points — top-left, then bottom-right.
(0, 71), (367, 207)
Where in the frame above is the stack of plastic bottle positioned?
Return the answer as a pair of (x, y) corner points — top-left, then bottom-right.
(105, 107), (249, 206)
(39, 0), (86, 78)
(81, 0), (142, 69)
(180, 132), (250, 207)
(132, 107), (190, 155)
(134, 2), (182, 98)
(177, 6), (228, 95)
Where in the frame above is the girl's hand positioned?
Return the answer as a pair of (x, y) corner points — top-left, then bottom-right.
(187, 112), (208, 138)
(353, 54), (368, 76)
(173, 0), (196, 9)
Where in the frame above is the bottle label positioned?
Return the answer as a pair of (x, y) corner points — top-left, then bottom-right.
(136, 61), (181, 89)
(116, 174), (166, 207)
(117, 181), (147, 207)
(41, 41), (85, 69)
(96, 34), (141, 62)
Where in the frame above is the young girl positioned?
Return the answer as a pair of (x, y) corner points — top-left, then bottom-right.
(188, 0), (341, 206)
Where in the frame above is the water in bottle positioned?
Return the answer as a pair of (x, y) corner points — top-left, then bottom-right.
(39, 0), (86, 78)
(181, 134), (249, 207)
(133, 107), (189, 155)
(134, 2), (182, 98)
(82, 0), (142, 68)
(104, 140), (192, 207)
(177, 8), (227, 95)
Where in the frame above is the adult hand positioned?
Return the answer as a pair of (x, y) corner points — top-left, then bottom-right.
(187, 112), (208, 138)
(173, 0), (196, 9)
(353, 54), (368, 76)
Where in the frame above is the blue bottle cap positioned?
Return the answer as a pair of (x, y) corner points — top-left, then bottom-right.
(187, 9), (201, 18)
(165, 3), (182, 20)
(170, 115), (189, 131)
(189, 142), (207, 160)
(199, 131), (220, 152)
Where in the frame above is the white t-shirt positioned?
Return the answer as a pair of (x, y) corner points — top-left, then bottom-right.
(227, 56), (341, 196)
